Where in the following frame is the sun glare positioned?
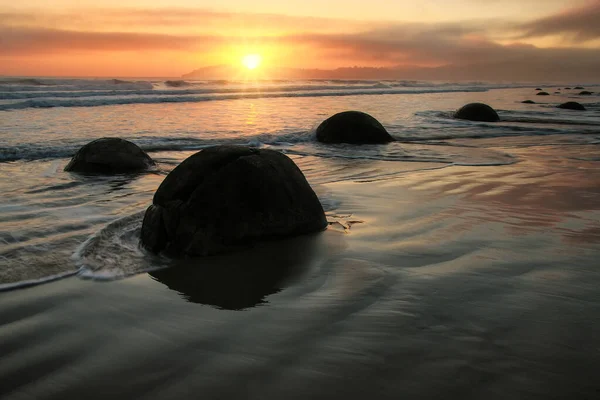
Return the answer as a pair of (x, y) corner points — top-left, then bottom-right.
(242, 54), (262, 70)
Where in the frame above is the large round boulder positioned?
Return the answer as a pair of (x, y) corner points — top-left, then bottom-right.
(558, 102), (586, 111)
(140, 145), (327, 257)
(315, 111), (394, 144)
(64, 138), (154, 174)
(537, 91), (550, 96)
(454, 103), (499, 122)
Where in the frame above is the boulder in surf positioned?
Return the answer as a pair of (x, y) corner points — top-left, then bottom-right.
(522, 100), (536, 104)
(579, 91), (593, 95)
(140, 145), (327, 257)
(315, 111), (394, 144)
(537, 91), (550, 96)
(64, 138), (155, 174)
(454, 103), (499, 122)
(558, 102), (586, 111)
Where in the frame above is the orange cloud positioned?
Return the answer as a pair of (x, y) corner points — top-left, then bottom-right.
(520, 0), (600, 41)
(1, 5), (599, 78)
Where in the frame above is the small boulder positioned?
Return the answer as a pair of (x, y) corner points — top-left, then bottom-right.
(537, 91), (550, 96)
(315, 111), (393, 144)
(579, 91), (593, 95)
(554, 91), (561, 94)
(140, 145), (327, 257)
(522, 100), (536, 104)
(574, 86), (584, 90)
(454, 103), (499, 122)
(64, 138), (155, 174)
(535, 88), (542, 91)
(558, 102), (586, 111)
(565, 87), (571, 90)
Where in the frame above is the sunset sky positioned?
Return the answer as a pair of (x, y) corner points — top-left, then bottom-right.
(1, 0), (599, 78)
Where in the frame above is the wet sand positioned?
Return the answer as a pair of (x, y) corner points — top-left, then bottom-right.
(2, 140), (600, 399)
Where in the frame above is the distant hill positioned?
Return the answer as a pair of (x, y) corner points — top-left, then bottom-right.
(183, 60), (600, 82)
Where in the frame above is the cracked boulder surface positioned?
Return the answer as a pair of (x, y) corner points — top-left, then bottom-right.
(140, 145), (327, 257)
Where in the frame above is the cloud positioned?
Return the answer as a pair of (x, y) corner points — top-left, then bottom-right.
(0, 8), (371, 35)
(0, 27), (221, 54)
(520, 0), (600, 41)
(1, 7), (600, 80)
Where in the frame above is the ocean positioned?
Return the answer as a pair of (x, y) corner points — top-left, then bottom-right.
(1, 77), (600, 399)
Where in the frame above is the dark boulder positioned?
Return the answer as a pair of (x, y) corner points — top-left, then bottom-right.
(140, 145), (327, 257)
(554, 91), (561, 94)
(579, 91), (593, 95)
(575, 86), (584, 90)
(565, 87), (571, 90)
(558, 102), (586, 111)
(64, 138), (155, 174)
(522, 100), (536, 104)
(315, 111), (394, 144)
(453, 103), (499, 122)
(535, 88), (542, 91)
(537, 91), (550, 96)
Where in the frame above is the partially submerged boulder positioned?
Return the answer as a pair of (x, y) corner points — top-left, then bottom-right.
(522, 100), (536, 104)
(558, 102), (586, 111)
(537, 91), (550, 96)
(454, 103), (499, 122)
(140, 145), (327, 257)
(579, 91), (593, 95)
(315, 111), (394, 144)
(64, 138), (155, 174)
(535, 88), (542, 91)
(565, 87), (571, 90)
(574, 86), (584, 90)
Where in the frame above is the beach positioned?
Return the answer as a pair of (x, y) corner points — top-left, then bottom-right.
(1, 80), (600, 398)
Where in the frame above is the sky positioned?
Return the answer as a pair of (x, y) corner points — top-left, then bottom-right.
(1, 0), (599, 79)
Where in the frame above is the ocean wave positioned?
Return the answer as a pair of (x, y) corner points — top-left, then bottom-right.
(0, 83), (490, 100)
(164, 80), (191, 88)
(2, 122), (596, 163)
(0, 269), (80, 292)
(0, 87), (490, 110)
(0, 132), (314, 162)
(0, 78), (52, 86)
(0, 79), (154, 92)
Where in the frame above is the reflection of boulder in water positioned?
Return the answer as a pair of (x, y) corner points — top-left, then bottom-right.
(141, 145), (327, 257)
(454, 103), (499, 122)
(149, 233), (323, 310)
(558, 102), (586, 111)
(65, 138), (155, 174)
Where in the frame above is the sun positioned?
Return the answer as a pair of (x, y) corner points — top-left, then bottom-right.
(242, 54), (262, 70)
